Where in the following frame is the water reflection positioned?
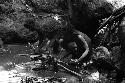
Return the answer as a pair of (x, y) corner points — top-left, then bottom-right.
(0, 45), (36, 82)
(0, 45), (71, 83)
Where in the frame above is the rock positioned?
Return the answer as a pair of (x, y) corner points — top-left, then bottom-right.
(69, 0), (114, 38)
(0, 1), (39, 44)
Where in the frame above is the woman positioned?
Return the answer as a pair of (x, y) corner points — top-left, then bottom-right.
(60, 28), (91, 63)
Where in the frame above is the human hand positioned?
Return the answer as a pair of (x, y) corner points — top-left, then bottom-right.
(70, 59), (78, 63)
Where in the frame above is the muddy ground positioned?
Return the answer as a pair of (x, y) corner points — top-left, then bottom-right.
(0, 44), (73, 83)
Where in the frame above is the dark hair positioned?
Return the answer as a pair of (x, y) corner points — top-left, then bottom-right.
(24, 19), (38, 31)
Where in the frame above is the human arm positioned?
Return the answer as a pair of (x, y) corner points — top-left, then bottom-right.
(76, 34), (89, 62)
